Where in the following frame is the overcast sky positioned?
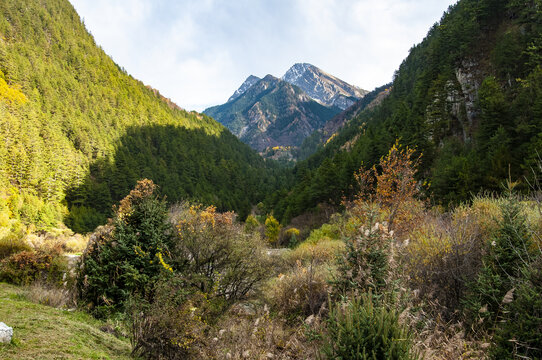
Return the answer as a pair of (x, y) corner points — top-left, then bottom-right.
(69, 0), (457, 112)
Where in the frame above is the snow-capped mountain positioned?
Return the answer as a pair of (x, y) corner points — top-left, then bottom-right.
(228, 75), (261, 102)
(282, 63), (367, 110)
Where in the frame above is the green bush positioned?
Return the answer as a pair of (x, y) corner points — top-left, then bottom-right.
(490, 257), (542, 359)
(332, 204), (393, 297)
(77, 179), (174, 316)
(463, 193), (533, 330)
(322, 294), (418, 360)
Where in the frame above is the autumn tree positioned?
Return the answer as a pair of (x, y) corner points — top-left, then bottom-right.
(353, 140), (422, 235)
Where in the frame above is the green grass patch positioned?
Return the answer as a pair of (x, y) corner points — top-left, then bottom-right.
(0, 283), (132, 359)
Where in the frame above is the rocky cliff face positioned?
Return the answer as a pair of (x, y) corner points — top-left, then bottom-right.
(204, 75), (339, 152)
(282, 63), (368, 110)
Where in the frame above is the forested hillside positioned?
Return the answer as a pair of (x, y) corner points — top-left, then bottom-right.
(0, 0), (285, 233)
(267, 0), (542, 223)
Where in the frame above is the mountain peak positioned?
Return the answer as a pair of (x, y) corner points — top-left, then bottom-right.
(228, 75), (261, 102)
(282, 63), (367, 110)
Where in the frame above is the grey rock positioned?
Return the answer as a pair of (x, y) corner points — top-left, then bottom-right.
(0, 322), (13, 343)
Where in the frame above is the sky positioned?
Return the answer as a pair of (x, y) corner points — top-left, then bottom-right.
(69, 0), (457, 112)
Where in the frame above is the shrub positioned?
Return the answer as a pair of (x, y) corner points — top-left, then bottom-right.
(129, 203), (273, 358)
(284, 227), (300, 247)
(332, 203), (394, 298)
(244, 214), (260, 233)
(77, 179), (174, 316)
(305, 223), (342, 244)
(490, 256), (542, 359)
(267, 262), (331, 321)
(129, 276), (208, 360)
(285, 238), (344, 267)
(171, 204), (270, 305)
(405, 212), (483, 317)
(322, 294), (419, 360)
(0, 233), (31, 259)
(0, 248), (66, 285)
(265, 215), (282, 246)
(463, 192), (533, 331)
(353, 140), (423, 238)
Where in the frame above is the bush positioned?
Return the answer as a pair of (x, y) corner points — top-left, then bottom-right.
(265, 215), (281, 246)
(171, 204), (270, 305)
(284, 227), (300, 247)
(322, 294), (418, 360)
(0, 233), (31, 259)
(463, 192), (533, 331)
(490, 256), (542, 359)
(77, 179), (174, 316)
(332, 203), (394, 297)
(129, 276), (208, 360)
(405, 212), (483, 317)
(267, 262), (331, 321)
(0, 248), (66, 285)
(244, 214), (260, 233)
(285, 239), (344, 267)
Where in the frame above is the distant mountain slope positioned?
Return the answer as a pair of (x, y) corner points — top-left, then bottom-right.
(292, 84), (391, 161)
(267, 0), (542, 223)
(0, 0), (285, 232)
(204, 75), (339, 151)
(282, 63), (368, 110)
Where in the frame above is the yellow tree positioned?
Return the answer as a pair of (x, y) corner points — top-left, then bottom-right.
(354, 140), (422, 234)
(264, 215), (281, 246)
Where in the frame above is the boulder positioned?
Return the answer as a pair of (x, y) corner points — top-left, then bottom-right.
(0, 322), (13, 343)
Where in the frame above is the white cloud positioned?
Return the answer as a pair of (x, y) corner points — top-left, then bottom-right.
(69, 0), (456, 111)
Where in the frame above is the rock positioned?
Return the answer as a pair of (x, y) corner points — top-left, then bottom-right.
(305, 314), (315, 325)
(266, 352), (275, 358)
(232, 302), (256, 317)
(242, 350), (251, 358)
(218, 329), (226, 337)
(0, 322), (13, 343)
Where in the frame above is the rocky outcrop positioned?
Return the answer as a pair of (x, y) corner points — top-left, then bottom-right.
(455, 59), (483, 127)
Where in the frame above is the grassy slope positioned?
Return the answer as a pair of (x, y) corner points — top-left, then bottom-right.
(0, 283), (131, 360)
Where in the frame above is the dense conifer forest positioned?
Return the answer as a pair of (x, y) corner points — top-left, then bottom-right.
(0, 0), (286, 233)
(266, 0), (542, 223)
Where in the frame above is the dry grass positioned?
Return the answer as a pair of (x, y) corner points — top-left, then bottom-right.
(24, 281), (76, 309)
(198, 302), (323, 359)
(413, 320), (489, 360)
(266, 262), (332, 322)
(284, 239), (344, 267)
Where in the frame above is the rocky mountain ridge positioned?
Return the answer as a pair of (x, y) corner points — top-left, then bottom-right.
(205, 64), (367, 157)
(204, 75), (338, 152)
(282, 63), (368, 110)
(228, 75), (261, 102)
